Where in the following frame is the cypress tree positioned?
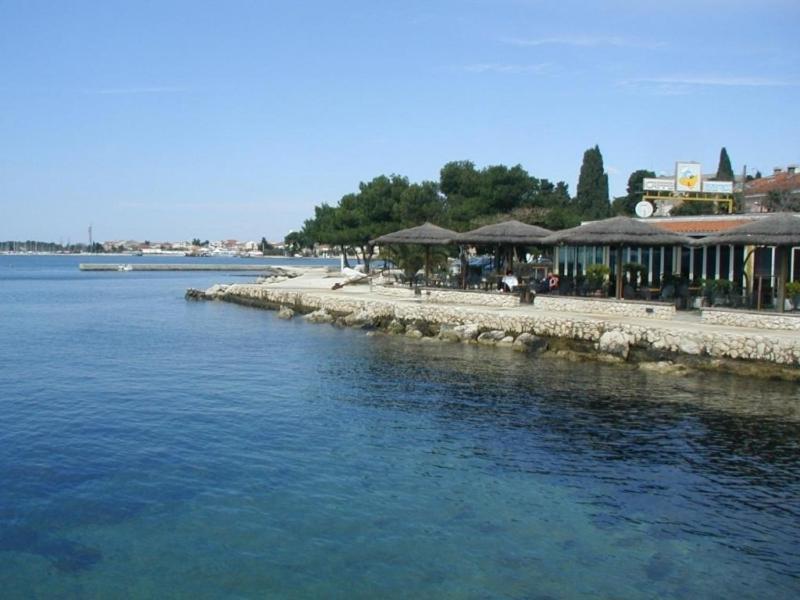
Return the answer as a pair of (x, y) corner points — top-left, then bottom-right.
(576, 145), (610, 219)
(716, 147), (734, 181)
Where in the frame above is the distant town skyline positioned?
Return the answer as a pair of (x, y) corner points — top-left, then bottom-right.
(2, 0), (798, 242)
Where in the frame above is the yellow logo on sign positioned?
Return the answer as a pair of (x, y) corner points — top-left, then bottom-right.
(677, 167), (699, 190)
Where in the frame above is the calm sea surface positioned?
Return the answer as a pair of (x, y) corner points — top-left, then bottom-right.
(1, 255), (798, 599)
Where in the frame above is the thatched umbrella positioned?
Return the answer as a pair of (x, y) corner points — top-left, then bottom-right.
(541, 216), (691, 299)
(693, 213), (800, 312)
(455, 220), (552, 275)
(455, 220), (552, 245)
(371, 222), (458, 285)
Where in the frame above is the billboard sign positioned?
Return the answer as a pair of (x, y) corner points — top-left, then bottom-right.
(702, 180), (733, 194)
(643, 178), (675, 192)
(675, 162), (702, 192)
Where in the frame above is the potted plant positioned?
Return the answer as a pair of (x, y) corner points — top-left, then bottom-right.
(585, 264), (610, 296)
(787, 281), (800, 310)
(711, 279), (733, 307)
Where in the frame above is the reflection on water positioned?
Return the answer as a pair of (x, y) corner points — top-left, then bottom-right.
(1, 256), (798, 598)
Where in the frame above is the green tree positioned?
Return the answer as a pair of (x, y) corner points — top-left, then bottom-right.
(715, 147), (734, 181)
(440, 160), (538, 229)
(671, 199), (716, 216)
(612, 169), (656, 215)
(575, 145), (610, 219)
(259, 237), (274, 254)
(394, 181), (443, 225)
(440, 160), (483, 228)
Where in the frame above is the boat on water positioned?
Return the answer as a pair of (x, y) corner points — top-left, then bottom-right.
(117, 264), (133, 272)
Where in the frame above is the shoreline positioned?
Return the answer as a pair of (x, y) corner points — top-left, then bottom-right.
(187, 269), (800, 382)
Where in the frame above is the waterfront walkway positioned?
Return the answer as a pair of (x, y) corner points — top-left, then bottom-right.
(266, 269), (800, 344)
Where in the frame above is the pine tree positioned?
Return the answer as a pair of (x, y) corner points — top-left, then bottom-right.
(716, 147), (734, 181)
(576, 145), (610, 219)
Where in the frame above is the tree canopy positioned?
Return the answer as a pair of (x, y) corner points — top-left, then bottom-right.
(575, 145), (610, 220)
(716, 147), (734, 181)
(294, 160), (575, 267)
(612, 169), (656, 216)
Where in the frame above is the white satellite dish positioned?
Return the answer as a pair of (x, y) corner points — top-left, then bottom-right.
(635, 200), (654, 218)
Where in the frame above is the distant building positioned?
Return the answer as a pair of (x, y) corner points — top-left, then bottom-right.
(744, 165), (800, 212)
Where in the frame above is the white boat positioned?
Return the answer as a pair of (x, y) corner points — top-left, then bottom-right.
(117, 264), (133, 272)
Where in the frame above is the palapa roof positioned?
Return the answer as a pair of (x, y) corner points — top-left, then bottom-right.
(541, 216), (691, 247)
(371, 222), (457, 246)
(693, 213), (800, 246)
(651, 217), (755, 235)
(455, 220), (552, 245)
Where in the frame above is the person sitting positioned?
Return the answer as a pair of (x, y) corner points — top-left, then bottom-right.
(547, 272), (560, 292)
(500, 269), (519, 293)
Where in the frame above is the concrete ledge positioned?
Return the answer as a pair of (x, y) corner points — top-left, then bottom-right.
(701, 307), (800, 331)
(375, 285), (520, 307)
(535, 295), (676, 320)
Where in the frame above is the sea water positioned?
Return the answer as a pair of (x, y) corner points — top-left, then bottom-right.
(0, 255), (798, 598)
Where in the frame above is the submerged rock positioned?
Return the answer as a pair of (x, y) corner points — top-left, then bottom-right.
(185, 288), (206, 301)
(477, 330), (507, 346)
(305, 309), (334, 324)
(277, 306), (295, 320)
(513, 332), (548, 353)
(438, 324), (461, 343)
(638, 361), (686, 374)
(405, 328), (424, 339)
(386, 319), (405, 335)
(453, 324), (480, 342)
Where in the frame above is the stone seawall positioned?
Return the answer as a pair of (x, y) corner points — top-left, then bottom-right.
(374, 286), (520, 308)
(535, 295), (676, 320)
(701, 308), (800, 331)
(193, 283), (800, 377)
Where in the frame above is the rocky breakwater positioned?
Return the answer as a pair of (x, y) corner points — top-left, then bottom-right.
(186, 282), (800, 380)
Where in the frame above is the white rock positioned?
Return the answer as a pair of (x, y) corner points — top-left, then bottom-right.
(205, 284), (229, 298)
(477, 330), (507, 346)
(454, 324), (480, 342)
(343, 310), (373, 328)
(598, 330), (631, 360)
(305, 309), (334, 324)
(277, 306), (294, 320)
(512, 333), (548, 353)
(678, 339), (702, 355)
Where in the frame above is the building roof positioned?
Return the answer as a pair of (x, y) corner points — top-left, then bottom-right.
(542, 216), (690, 247)
(744, 171), (800, 197)
(455, 220), (552, 245)
(695, 213), (800, 247)
(371, 222), (457, 246)
(650, 218), (755, 235)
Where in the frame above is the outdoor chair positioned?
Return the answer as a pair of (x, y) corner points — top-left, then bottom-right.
(623, 284), (636, 300)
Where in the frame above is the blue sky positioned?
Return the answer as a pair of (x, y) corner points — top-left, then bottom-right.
(1, 0), (798, 242)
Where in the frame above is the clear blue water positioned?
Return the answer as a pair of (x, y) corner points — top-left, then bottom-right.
(1, 255), (798, 599)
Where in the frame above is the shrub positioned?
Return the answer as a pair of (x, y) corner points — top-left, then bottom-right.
(585, 264), (610, 291)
